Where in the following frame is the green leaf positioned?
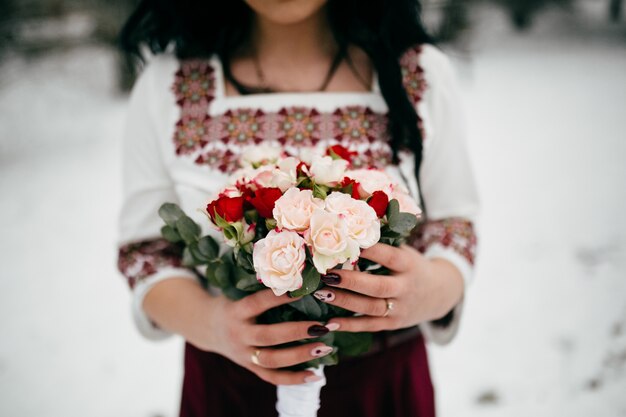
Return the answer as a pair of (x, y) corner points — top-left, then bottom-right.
(181, 247), (197, 267)
(389, 212), (418, 235)
(197, 236), (219, 260)
(289, 295), (323, 319)
(160, 225), (182, 243)
(235, 272), (264, 291)
(244, 209), (259, 225)
(235, 249), (255, 272)
(288, 264), (321, 298)
(176, 216), (201, 244)
(265, 218), (277, 230)
(386, 199), (400, 225)
(312, 183), (328, 199)
(333, 332), (373, 356)
(318, 351), (339, 366)
(214, 260), (231, 288)
(212, 212), (231, 230)
(205, 260), (220, 287)
(222, 286), (249, 301)
(158, 203), (185, 227)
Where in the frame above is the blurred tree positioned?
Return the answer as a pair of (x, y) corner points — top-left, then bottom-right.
(495, 0), (574, 29)
(609, 0), (622, 21)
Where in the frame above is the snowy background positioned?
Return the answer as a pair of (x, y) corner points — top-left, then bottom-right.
(1, 2), (625, 416)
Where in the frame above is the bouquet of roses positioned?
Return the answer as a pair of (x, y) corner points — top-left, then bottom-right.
(158, 144), (421, 416)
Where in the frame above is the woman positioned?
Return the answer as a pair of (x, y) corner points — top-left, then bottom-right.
(117, 0), (479, 416)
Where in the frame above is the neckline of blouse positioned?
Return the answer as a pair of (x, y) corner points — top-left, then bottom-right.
(210, 54), (382, 103)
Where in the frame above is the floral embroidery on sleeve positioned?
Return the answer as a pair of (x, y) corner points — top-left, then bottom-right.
(117, 239), (187, 289)
(409, 218), (477, 265)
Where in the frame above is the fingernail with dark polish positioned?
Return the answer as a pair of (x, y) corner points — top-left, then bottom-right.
(307, 325), (329, 337)
(313, 290), (335, 302)
(311, 345), (333, 357)
(321, 273), (341, 285)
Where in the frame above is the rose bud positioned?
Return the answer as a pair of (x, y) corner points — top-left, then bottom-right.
(367, 190), (389, 218)
(206, 196), (245, 222)
(340, 176), (362, 199)
(327, 145), (356, 163)
(248, 187), (283, 218)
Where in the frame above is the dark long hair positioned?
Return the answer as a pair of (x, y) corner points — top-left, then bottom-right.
(119, 0), (433, 210)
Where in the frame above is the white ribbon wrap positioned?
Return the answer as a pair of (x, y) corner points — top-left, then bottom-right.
(276, 365), (326, 417)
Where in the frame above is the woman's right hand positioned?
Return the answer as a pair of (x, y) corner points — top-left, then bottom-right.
(143, 278), (335, 386)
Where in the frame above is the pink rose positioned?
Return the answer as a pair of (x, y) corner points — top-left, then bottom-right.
(304, 209), (360, 274)
(253, 230), (306, 296)
(273, 187), (324, 232)
(324, 192), (381, 248)
(391, 189), (423, 217)
(343, 169), (395, 198)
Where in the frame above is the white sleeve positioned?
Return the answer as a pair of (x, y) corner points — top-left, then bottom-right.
(399, 44), (480, 345)
(117, 56), (198, 341)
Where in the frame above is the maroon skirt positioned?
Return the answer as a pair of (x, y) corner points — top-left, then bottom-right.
(179, 333), (436, 417)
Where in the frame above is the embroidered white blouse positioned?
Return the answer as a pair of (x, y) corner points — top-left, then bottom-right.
(117, 43), (479, 345)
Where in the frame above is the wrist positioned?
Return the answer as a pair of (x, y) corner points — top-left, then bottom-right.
(142, 278), (216, 349)
(427, 258), (464, 320)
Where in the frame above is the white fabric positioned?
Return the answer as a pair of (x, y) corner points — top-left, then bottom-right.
(117, 44), (480, 343)
(276, 366), (326, 417)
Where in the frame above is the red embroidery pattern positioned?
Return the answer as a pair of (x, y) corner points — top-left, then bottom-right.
(277, 107), (322, 147)
(172, 61), (215, 155)
(399, 45), (428, 137)
(171, 46), (426, 173)
(409, 218), (476, 265)
(117, 239), (187, 289)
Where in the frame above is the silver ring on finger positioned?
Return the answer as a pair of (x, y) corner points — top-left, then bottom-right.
(382, 298), (395, 317)
(251, 348), (261, 366)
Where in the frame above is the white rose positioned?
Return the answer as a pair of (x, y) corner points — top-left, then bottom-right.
(304, 209), (360, 274)
(253, 230), (306, 296)
(344, 168), (395, 198)
(309, 155), (348, 186)
(391, 189), (423, 218)
(229, 165), (272, 189)
(273, 187), (324, 232)
(324, 192), (381, 248)
(241, 144), (282, 167)
(270, 157), (299, 192)
(218, 186), (242, 198)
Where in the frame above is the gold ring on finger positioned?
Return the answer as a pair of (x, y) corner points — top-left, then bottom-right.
(382, 298), (394, 317)
(251, 348), (261, 366)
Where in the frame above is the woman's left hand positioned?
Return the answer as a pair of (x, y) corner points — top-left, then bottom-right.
(317, 243), (465, 332)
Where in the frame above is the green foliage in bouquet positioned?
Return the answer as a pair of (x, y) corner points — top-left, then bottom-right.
(158, 200), (418, 369)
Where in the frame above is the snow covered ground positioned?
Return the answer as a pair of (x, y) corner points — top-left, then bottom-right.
(1, 2), (625, 416)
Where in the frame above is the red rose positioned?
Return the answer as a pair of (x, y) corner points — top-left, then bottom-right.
(248, 187), (283, 218)
(340, 177), (362, 199)
(367, 190), (389, 218)
(327, 145), (356, 162)
(206, 196), (244, 222)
